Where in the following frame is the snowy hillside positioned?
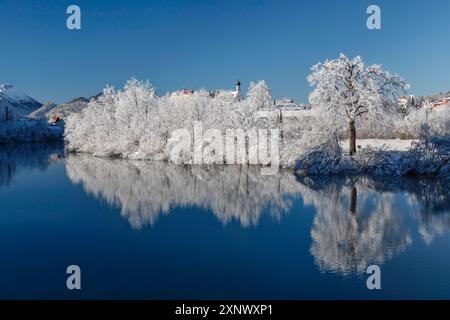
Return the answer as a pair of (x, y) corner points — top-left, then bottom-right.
(2, 85), (42, 116)
(0, 103), (19, 122)
(28, 102), (58, 119)
(0, 84), (63, 143)
(29, 95), (99, 120)
(47, 97), (90, 118)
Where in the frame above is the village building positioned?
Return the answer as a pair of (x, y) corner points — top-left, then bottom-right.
(274, 98), (310, 110)
(49, 114), (63, 125)
(431, 97), (450, 109)
(169, 80), (242, 102)
(398, 95), (415, 110)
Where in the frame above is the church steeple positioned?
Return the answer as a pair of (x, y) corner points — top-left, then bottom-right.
(235, 80), (241, 101)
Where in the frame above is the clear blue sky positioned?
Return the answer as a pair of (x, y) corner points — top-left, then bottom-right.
(1, 0), (449, 104)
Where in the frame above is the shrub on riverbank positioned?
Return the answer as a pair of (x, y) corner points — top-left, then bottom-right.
(295, 128), (450, 178)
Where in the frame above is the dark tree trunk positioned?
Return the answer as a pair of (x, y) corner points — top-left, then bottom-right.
(349, 186), (358, 254)
(350, 186), (357, 215)
(349, 120), (356, 155)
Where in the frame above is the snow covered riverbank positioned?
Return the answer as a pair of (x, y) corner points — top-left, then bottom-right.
(296, 134), (450, 178)
(340, 139), (417, 152)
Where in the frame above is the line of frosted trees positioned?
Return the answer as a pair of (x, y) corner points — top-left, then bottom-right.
(65, 54), (450, 167)
(65, 78), (307, 166)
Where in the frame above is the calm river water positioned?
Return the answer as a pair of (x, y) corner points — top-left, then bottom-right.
(0, 143), (449, 299)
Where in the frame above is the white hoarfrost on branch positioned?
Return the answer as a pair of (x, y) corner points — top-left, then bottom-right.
(307, 54), (409, 154)
(64, 66), (449, 177)
(65, 78), (301, 167)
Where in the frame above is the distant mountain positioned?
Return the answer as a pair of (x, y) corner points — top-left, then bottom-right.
(28, 102), (58, 119)
(28, 94), (101, 120)
(0, 98), (19, 122)
(2, 85), (42, 116)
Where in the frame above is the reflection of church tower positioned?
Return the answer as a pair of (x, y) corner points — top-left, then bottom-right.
(235, 80), (242, 101)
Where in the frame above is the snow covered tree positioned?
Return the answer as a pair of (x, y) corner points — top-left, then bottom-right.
(307, 54), (409, 154)
(246, 80), (273, 110)
(66, 78), (277, 162)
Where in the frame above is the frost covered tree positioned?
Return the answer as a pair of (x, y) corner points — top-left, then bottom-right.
(246, 80), (273, 109)
(307, 54), (409, 154)
(65, 78), (281, 164)
(233, 80), (273, 131)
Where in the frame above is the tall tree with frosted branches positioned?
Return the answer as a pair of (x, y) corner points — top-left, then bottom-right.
(307, 54), (409, 154)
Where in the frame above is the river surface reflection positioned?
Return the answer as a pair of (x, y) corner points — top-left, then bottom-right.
(1, 144), (449, 299)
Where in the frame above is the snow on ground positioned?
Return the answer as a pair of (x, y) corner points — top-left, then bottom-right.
(341, 139), (416, 152)
(297, 135), (450, 177)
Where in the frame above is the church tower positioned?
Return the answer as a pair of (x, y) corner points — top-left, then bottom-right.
(235, 80), (241, 101)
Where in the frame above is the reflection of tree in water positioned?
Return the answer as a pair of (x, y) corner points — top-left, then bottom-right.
(400, 179), (450, 245)
(366, 177), (450, 214)
(298, 177), (410, 275)
(65, 154), (450, 275)
(299, 175), (450, 275)
(0, 143), (64, 186)
(65, 154), (305, 229)
(408, 181), (450, 245)
(363, 177), (450, 245)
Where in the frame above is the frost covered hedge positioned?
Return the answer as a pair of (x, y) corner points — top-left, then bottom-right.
(65, 78), (312, 166)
